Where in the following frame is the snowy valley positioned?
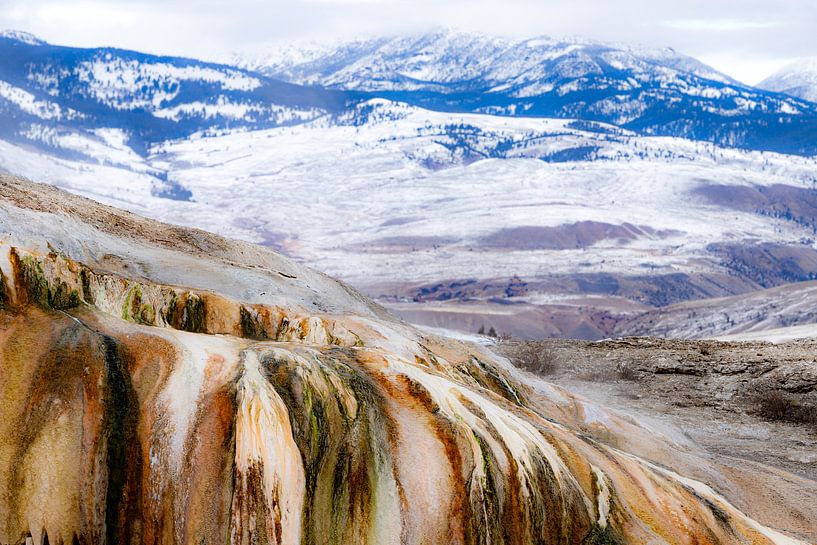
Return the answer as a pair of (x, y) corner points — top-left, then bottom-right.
(2, 29), (817, 339)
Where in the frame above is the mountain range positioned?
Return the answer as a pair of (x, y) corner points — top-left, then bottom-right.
(3, 28), (817, 156)
(234, 30), (817, 155)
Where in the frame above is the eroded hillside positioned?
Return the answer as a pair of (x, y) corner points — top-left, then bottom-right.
(0, 176), (813, 544)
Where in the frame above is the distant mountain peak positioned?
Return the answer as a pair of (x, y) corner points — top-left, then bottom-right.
(0, 29), (46, 46)
(758, 57), (817, 102)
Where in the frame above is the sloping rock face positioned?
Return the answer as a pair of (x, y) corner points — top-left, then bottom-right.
(0, 176), (811, 545)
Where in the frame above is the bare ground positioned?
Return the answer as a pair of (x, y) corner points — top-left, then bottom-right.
(497, 337), (817, 539)
(499, 337), (817, 480)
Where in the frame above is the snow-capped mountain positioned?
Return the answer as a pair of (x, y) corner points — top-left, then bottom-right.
(234, 29), (817, 156)
(0, 30), (45, 46)
(0, 31), (351, 159)
(759, 58), (817, 103)
(239, 29), (737, 90)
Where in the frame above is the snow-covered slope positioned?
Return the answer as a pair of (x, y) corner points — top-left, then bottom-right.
(150, 100), (817, 292)
(718, 322), (817, 343)
(619, 279), (817, 339)
(5, 98), (817, 336)
(759, 58), (817, 103)
(234, 29), (817, 155)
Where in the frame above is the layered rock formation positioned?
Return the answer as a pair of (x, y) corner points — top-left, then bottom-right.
(0, 175), (811, 545)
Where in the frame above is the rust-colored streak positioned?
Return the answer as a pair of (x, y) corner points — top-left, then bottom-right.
(394, 374), (472, 543)
(180, 383), (237, 545)
(230, 461), (277, 545)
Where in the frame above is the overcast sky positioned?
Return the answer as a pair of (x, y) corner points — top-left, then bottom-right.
(1, 0), (815, 84)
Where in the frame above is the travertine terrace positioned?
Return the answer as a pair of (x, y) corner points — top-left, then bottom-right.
(0, 175), (812, 544)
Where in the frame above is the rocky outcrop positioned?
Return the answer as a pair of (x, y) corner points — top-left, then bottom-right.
(0, 176), (812, 545)
(2, 245), (361, 346)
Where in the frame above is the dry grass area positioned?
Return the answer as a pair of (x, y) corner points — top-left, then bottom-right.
(754, 390), (817, 425)
(507, 342), (559, 374)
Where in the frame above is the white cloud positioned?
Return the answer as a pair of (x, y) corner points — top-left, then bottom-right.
(698, 53), (799, 86)
(661, 19), (781, 31)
